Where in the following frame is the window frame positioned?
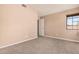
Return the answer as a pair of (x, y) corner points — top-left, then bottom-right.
(66, 13), (79, 30)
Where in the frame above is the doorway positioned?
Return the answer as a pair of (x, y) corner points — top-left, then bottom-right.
(38, 17), (45, 37)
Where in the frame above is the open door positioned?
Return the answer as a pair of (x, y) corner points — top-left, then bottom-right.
(39, 17), (44, 36)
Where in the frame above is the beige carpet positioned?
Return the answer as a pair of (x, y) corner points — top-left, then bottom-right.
(0, 37), (79, 54)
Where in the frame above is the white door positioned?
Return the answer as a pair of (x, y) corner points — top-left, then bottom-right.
(39, 18), (44, 36)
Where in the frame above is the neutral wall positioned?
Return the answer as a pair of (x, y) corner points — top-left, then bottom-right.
(0, 4), (38, 48)
(44, 7), (79, 41)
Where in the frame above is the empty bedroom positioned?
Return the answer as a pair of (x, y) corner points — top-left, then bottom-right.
(0, 4), (79, 54)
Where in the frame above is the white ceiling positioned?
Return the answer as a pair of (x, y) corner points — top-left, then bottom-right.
(30, 4), (79, 16)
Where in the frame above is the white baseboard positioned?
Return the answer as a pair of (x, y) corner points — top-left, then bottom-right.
(0, 36), (37, 49)
(1, 35), (79, 49)
(45, 35), (79, 43)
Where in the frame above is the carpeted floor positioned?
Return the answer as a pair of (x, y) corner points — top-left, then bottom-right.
(0, 36), (79, 54)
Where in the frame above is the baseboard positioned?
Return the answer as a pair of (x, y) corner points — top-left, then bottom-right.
(0, 36), (37, 49)
(45, 35), (79, 43)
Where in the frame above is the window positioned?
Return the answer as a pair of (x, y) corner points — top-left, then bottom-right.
(66, 13), (79, 30)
